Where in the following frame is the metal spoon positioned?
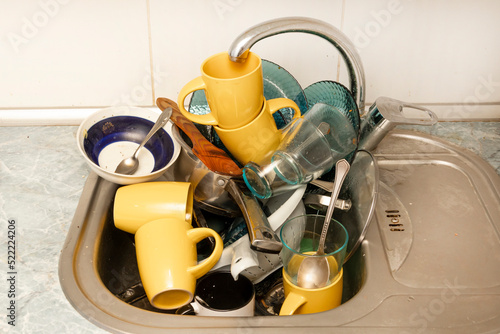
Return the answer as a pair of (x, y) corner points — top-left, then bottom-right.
(296, 159), (350, 289)
(114, 107), (173, 175)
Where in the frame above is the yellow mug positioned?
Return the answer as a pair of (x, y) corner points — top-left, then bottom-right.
(214, 98), (301, 165)
(279, 268), (343, 315)
(113, 182), (193, 234)
(178, 51), (294, 129)
(135, 218), (223, 310)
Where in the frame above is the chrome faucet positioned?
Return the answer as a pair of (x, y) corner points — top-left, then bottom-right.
(228, 16), (366, 112)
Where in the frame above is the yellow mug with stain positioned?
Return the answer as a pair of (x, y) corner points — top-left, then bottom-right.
(135, 218), (223, 310)
(280, 267), (343, 315)
(113, 181), (193, 234)
(214, 98), (300, 165)
(279, 214), (348, 315)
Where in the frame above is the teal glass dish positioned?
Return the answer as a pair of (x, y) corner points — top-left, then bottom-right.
(303, 81), (360, 179)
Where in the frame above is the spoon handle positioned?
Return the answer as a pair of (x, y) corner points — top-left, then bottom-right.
(132, 107), (172, 159)
(317, 159), (350, 254)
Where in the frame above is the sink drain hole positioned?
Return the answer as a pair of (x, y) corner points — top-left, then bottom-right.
(385, 209), (405, 232)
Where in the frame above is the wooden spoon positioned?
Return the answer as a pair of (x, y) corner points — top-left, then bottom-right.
(156, 97), (242, 177)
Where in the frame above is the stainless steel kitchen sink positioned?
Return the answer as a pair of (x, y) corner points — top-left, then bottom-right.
(59, 129), (500, 333)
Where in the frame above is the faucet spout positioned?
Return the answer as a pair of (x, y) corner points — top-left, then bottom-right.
(228, 16), (366, 112)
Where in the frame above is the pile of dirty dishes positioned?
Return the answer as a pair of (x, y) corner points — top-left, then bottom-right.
(74, 45), (437, 318)
(74, 50), (369, 317)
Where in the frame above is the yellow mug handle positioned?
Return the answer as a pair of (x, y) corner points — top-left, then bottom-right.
(186, 227), (223, 278)
(279, 291), (307, 316)
(267, 98), (301, 120)
(177, 77), (219, 126)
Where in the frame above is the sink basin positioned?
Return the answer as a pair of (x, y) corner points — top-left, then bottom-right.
(59, 130), (500, 333)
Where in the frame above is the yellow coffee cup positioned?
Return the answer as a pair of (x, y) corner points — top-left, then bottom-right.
(279, 214), (347, 315)
(178, 51), (264, 129)
(113, 182), (193, 234)
(214, 98), (301, 165)
(279, 268), (343, 315)
(135, 218), (223, 310)
(178, 51), (301, 130)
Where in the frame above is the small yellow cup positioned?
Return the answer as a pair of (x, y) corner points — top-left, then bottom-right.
(113, 182), (193, 234)
(178, 51), (265, 129)
(279, 268), (343, 315)
(135, 218), (223, 310)
(214, 98), (300, 165)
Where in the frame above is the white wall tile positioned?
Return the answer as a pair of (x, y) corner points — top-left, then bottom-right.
(149, 0), (343, 103)
(341, 0), (500, 118)
(0, 0), (151, 108)
(1, 0), (499, 121)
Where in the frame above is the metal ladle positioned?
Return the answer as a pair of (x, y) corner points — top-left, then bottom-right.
(114, 107), (173, 175)
(296, 159), (350, 289)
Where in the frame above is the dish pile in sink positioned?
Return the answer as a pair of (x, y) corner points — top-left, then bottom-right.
(69, 17), (438, 319)
(71, 60), (378, 317)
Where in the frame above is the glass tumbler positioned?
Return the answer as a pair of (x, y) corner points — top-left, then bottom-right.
(279, 214), (348, 286)
(243, 103), (357, 199)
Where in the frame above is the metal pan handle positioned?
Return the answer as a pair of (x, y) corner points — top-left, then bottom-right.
(223, 178), (283, 254)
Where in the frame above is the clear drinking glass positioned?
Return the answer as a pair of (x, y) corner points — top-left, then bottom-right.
(280, 214), (348, 286)
(243, 103), (357, 199)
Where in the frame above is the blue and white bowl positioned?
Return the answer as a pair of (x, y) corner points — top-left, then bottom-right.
(76, 106), (180, 185)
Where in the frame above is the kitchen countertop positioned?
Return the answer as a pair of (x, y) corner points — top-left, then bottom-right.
(0, 121), (498, 334)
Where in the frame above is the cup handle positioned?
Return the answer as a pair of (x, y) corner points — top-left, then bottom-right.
(177, 77), (219, 126)
(230, 237), (259, 280)
(186, 228), (223, 278)
(267, 98), (301, 120)
(175, 302), (197, 315)
(279, 291), (307, 316)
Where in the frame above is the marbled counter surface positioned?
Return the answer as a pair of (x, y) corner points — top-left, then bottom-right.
(0, 122), (498, 334)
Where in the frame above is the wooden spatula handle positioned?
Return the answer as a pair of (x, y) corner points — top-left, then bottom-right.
(156, 97), (242, 177)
